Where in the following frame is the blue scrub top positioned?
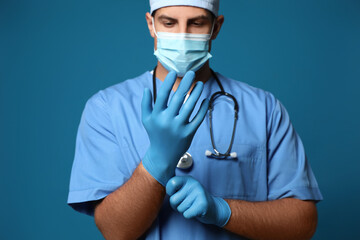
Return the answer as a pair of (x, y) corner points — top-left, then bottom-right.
(68, 71), (323, 239)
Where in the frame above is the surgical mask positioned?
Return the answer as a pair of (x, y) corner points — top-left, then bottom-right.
(152, 18), (214, 77)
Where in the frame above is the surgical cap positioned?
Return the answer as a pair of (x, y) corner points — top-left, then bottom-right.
(150, 0), (220, 17)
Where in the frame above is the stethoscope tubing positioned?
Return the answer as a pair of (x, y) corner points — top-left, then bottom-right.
(208, 93), (238, 158)
(152, 66), (239, 160)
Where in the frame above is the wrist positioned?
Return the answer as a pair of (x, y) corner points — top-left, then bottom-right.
(213, 197), (232, 227)
(142, 152), (175, 186)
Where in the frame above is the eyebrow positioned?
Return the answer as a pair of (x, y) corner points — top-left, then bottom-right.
(188, 15), (212, 22)
(157, 14), (212, 22)
(157, 15), (177, 22)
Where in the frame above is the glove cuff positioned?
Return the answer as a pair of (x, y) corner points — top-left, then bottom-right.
(213, 197), (232, 227)
(142, 152), (174, 186)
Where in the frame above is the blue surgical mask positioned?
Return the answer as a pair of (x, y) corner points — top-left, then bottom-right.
(152, 18), (214, 77)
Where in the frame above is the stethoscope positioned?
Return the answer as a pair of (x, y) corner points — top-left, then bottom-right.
(152, 66), (239, 169)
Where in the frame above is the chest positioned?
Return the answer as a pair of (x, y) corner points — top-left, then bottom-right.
(114, 93), (269, 201)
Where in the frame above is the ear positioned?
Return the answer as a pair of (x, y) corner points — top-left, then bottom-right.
(145, 12), (156, 38)
(211, 15), (224, 40)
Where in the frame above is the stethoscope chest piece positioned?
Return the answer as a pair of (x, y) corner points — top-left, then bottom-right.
(177, 152), (193, 169)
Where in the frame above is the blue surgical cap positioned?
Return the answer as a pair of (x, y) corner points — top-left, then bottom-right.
(150, 0), (220, 17)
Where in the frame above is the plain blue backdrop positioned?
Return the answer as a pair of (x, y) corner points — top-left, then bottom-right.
(1, 0), (359, 239)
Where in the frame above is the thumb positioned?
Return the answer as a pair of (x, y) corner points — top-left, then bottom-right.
(166, 176), (187, 196)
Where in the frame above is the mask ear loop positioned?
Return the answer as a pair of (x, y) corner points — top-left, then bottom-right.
(152, 17), (159, 54)
(208, 19), (216, 40)
(152, 17), (159, 38)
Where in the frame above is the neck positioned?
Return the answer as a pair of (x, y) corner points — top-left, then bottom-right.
(155, 62), (212, 92)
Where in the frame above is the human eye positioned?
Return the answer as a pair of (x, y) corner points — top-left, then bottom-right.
(162, 20), (175, 28)
(165, 22), (174, 26)
(192, 21), (204, 27)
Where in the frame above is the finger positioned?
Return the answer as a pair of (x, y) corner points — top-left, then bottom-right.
(178, 81), (204, 122)
(183, 198), (207, 219)
(167, 71), (195, 116)
(141, 88), (153, 123)
(186, 98), (210, 133)
(177, 192), (196, 213)
(153, 71), (177, 113)
(169, 184), (194, 211)
(169, 190), (188, 211)
(166, 176), (187, 196)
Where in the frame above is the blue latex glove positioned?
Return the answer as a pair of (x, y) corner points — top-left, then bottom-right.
(166, 176), (231, 227)
(141, 71), (209, 186)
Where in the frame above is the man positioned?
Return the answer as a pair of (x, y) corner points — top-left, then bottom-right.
(68, 1), (323, 239)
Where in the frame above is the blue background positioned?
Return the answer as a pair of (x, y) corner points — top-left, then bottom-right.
(1, 0), (359, 239)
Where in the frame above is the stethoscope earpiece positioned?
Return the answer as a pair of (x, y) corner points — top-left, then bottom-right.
(205, 150), (238, 159)
(230, 152), (237, 158)
(205, 150), (212, 157)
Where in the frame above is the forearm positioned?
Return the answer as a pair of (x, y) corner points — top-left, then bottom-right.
(224, 198), (318, 240)
(94, 162), (165, 240)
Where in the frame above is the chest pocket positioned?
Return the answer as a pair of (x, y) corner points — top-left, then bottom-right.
(174, 94), (267, 201)
(176, 143), (267, 202)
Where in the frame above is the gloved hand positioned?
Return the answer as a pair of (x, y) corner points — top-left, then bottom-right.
(166, 176), (231, 227)
(141, 71), (209, 186)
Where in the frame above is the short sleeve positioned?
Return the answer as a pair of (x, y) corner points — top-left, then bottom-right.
(67, 91), (128, 216)
(266, 96), (323, 202)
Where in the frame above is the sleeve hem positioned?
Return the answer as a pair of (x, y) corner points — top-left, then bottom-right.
(268, 186), (323, 202)
(67, 185), (120, 216)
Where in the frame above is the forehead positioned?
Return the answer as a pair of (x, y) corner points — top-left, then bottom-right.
(154, 6), (212, 19)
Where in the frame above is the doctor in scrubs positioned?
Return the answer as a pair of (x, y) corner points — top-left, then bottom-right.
(68, 0), (323, 239)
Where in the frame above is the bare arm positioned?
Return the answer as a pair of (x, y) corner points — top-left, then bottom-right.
(224, 198), (318, 240)
(94, 163), (165, 240)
